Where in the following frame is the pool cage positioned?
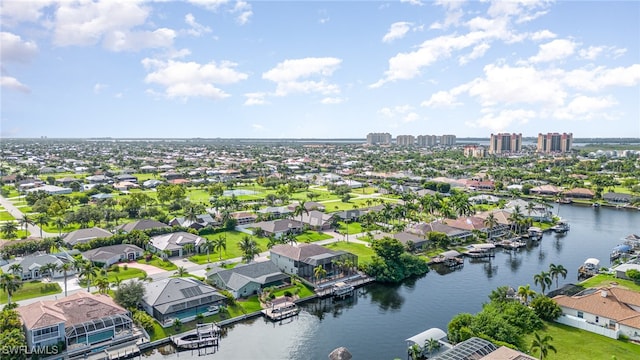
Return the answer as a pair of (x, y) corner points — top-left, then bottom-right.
(65, 313), (133, 350)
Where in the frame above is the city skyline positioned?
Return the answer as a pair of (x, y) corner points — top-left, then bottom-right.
(1, 1), (639, 139)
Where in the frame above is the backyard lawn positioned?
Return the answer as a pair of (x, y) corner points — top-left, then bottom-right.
(80, 266), (147, 286)
(0, 280), (62, 304)
(337, 221), (363, 235)
(189, 231), (270, 264)
(523, 321), (640, 360)
(295, 230), (333, 243)
(323, 242), (375, 266)
(579, 274), (640, 292)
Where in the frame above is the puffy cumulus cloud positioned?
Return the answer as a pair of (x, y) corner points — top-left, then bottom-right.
(487, 0), (551, 24)
(528, 39), (577, 63)
(430, 0), (465, 30)
(1, 76), (30, 93)
(0, 32), (38, 63)
(421, 90), (462, 108)
(142, 58), (248, 100)
(579, 45), (627, 60)
(0, 0), (55, 26)
(466, 109), (536, 132)
(262, 57), (342, 96)
(231, 1), (253, 25)
(554, 95), (618, 120)
(401, 0), (424, 6)
(187, 0), (229, 11)
(382, 22), (412, 43)
(244, 92), (268, 106)
(321, 97), (344, 104)
(53, 0), (174, 51)
(185, 13), (212, 36)
(529, 29), (557, 41)
(562, 64), (640, 92)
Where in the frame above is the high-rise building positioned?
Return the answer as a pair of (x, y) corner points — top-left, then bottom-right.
(416, 135), (438, 147)
(537, 133), (573, 153)
(440, 135), (456, 146)
(463, 145), (486, 158)
(395, 135), (415, 146)
(366, 132), (392, 145)
(489, 133), (522, 154)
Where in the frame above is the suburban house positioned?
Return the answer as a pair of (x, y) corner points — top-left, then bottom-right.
(147, 231), (205, 258)
(529, 184), (563, 196)
(1, 252), (76, 281)
(142, 179), (163, 188)
(475, 210), (512, 238)
(252, 219), (303, 238)
(231, 211), (258, 225)
(407, 222), (473, 243)
(115, 219), (170, 233)
(206, 261), (289, 298)
(62, 227), (113, 247)
(393, 231), (427, 249)
(604, 192), (634, 204)
(81, 244), (144, 267)
(563, 187), (595, 199)
(269, 243), (358, 283)
(299, 210), (335, 231)
(257, 206), (292, 218)
(113, 181), (139, 191)
(85, 175), (111, 184)
(169, 214), (220, 230)
(25, 184), (72, 195)
(16, 292), (139, 356)
(444, 216), (490, 233)
(553, 287), (640, 341)
(113, 174), (138, 183)
(141, 278), (225, 325)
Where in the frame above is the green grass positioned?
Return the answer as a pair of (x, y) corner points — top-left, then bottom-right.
(523, 321), (640, 360)
(137, 256), (178, 271)
(272, 283), (315, 299)
(189, 231), (270, 264)
(323, 242), (375, 266)
(0, 280), (62, 304)
(579, 274), (640, 292)
(337, 221), (363, 234)
(236, 295), (263, 313)
(80, 266), (147, 286)
(295, 230), (333, 243)
(0, 211), (14, 221)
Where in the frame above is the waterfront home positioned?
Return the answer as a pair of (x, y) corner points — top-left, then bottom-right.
(141, 278), (225, 325)
(405, 328), (450, 357)
(17, 292), (139, 356)
(115, 219), (170, 233)
(529, 184), (563, 196)
(206, 260), (289, 298)
(299, 210), (335, 231)
(252, 219), (303, 238)
(1, 252), (75, 280)
(563, 187), (595, 199)
(603, 192), (634, 204)
(504, 199), (552, 222)
(147, 231), (205, 258)
(63, 227), (112, 247)
(444, 216), (489, 233)
(468, 194), (500, 204)
(613, 263), (640, 280)
(407, 221), (473, 244)
(169, 213), (220, 230)
(393, 231), (427, 249)
(270, 243), (358, 283)
(553, 287), (640, 341)
(81, 244), (144, 267)
(625, 234), (640, 249)
(475, 210), (511, 238)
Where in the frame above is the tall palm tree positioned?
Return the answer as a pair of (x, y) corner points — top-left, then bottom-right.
(202, 237), (215, 263)
(293, 201), (308, 228)
(8, 263), (23, 277)
(1, 221), (18, 239)
(57, 262), (73, 296)
(0, 273), (23, 305)
(19, 213), (34, 236)
(34, 213), (51, 238)
(534, 271), (552, 294)
(184, 204), (200, 225)
(213, 235), (227, 261)
(313, 265), (327, 284)
(517, 284), (536, 305)
(508, 206), (524, 234)
(238, 235), (260, 263)
(54, 217), (66, 237)
(483, 213), (498, 239)
(40, 262), (58, 280)
(530, 332), (557, 359)
(78, 263), (98, 293)
(94, 277), (111, 294)
(549, 263), (568, 289)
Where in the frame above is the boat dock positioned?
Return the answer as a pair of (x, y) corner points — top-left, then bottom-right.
(262, 301), (300, 321)
(315, 274), (375, 298)
(171, 323), (221, 350)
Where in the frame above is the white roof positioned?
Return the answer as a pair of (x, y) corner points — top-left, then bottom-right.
(585, 258), (600, 266)
(406, 328), (447, 346)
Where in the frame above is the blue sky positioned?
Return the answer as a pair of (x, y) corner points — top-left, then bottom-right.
(1, 0), (639, 139)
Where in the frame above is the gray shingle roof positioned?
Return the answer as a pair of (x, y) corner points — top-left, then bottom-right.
(115, 219), (170, 233)
(207, 261), (288, 292)
(63, 227), (112, 246)
(82, 244), (144, 263)
(142, 278), (224, 315)
(270, 243), (339, 262)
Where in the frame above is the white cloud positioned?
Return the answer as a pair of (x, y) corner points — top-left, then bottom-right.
(52, 0), (174, 51)
(263, 57), (342, 96)
(579, 45), (627, 60)
(0, 32), (38, 63)
(554, 95), (618, 120)
(465, 109), (536, 132)
(529, 30), (557, 41)
(231, 1), (252, 25)
(459, 42), (490, 65)
(185, 13), (212, 36)
(0, 0), (55, 26)
(1, 76), (30, 93)
(251, 123), (264, 131)
(142, 58), (248, 100)
(430, 0), (465, 30)
(528, 39), (577, 63)
(401, 0), (424, 6)
(421, 90), (461, 108)
(187, 0), (229, 11)
(403, 112), (420, 123)
(562, 64), (640, 92)
(382, 22), (412, 43)
(94, 83), (107, 94)
(321, 97), (344, 104)
(244, 92), (268, 106)
(379, 105), (414, 117)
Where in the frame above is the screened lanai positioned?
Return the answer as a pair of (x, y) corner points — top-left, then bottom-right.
(65, 313), (133, 350)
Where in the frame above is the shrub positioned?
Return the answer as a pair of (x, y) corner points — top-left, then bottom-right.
(283, 290), (292, 297)
(123, 264), (128, 271)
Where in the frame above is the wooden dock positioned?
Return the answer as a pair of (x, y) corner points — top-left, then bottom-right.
(262, 301), (300, 321)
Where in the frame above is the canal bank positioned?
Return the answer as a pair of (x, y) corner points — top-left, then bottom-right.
(142, 205), (640, 359)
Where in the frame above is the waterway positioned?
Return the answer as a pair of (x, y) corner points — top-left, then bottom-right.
(144, 205), (639, 359)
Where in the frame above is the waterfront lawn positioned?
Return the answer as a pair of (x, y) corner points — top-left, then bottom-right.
(0, 280), (62, 304)
(323, 242), (375, 266)
(579, 274), (640, 292)
(295, 230), (332, 243)
(523, 321), (640, 360)
(0, 211), (14, 221)
(137, 256), (178, 271)
(272, 283), (314, 299)
(189, 231), (270, 264)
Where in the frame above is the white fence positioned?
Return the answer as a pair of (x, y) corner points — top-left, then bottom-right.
(556, 315), (619, 339)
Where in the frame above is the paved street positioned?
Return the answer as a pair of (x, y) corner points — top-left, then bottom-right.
(0, 195), (57, 238)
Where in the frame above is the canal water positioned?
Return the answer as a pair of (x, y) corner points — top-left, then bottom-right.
(144, 205), (639, 359)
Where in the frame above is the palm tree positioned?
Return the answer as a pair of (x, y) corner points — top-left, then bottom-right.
(182, 243), (195, 256)
(549, 263), (568, 289)
(54, 217), (66, 237)
(293, 201), (308, 228)
(8, 263), (23, 277)
(19, 213), (34, 236)
(78, 263), (98, 293)
(1, 221), (18, 239)
(508, 206), (524, 234)
(202, 237), (215, 263)
(425, 338), (441, 355)
(174, 266), (188, 277)
(408, 343), (422, 360)
(34, 213), (51, 238)
(483, 213), (498, 240)
(111, 276), (123, 289)
(94, 277), (111, 294)
(57, 262), (73, 296)
(238, 235), (260, 263)
(40, 262), (58, 280)
(313, 265), (327, 284)
(533, 271), (553, 294)
(0, 273), (23, 305)
(184, 204), (199, 225)
(530, 332), (557, 359)
(213, 235), (227, 261)
(517, 284), (536, 305)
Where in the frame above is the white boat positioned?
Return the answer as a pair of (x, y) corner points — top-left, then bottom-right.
(551, 221), (570, 233)
(332, 281), (355, 298)
(578, 258), (600, 278)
